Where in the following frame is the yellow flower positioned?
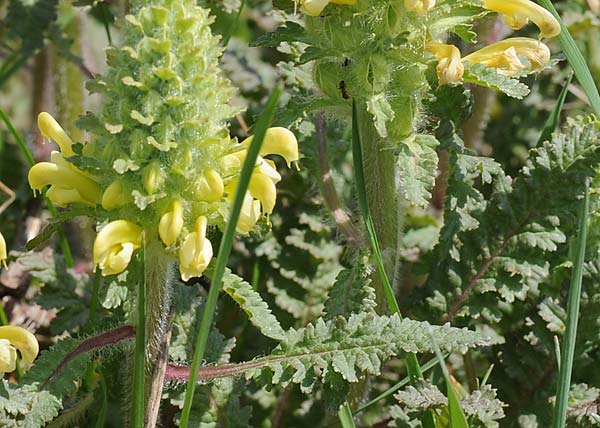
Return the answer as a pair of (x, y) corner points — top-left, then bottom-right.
(300, 0), (356, 16)
(37, 112), (75, 157)
(241, 127), (299, 168)
(101, 180), (129, 210)
(159, 200), (184, 246)
(93, 220), (143, 276)
(196, 168), (224, 202)
(28, 151), (102, 207)
(427, 43), (465, 85)
(179, 216), (213, 281)
(482, 0), (561, 39)
(248, 158), (281, 215)
(463, 37), (551, 76)
(0, 325), (39, 374)
(0, 232), (6, 268)
(404, 0), (436, 14)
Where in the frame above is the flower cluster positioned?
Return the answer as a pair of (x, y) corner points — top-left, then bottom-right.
(427, 0), (560, 86)
(0, 326), (39, 375)
(28, 0), (298, 281)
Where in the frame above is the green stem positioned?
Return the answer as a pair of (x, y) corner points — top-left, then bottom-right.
(179, 87), (281, 428)
(87, 269), (103, 330)
(131, 239), (146, 428)
(551, 177), (590, 428)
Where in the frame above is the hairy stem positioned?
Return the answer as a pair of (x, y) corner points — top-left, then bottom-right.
(355, 102), (398, 311)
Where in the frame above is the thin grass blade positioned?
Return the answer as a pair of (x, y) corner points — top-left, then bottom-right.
(179, 87), (282, 428)
(538, 0), (600, 116)
(551, 177), (590, 428)
(338, 402), (357, 428)
(537, 71), (573, 146)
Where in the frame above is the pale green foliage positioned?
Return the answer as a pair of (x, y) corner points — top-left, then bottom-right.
(564, 384), (600, 427)
(397, 135), (440, 209)
(463, 64), (531, 99)
(0, 382), (61, 428)
(242, 313), (493, 391)
(220, 268), (285, 340)
(428, 116), (600, 322)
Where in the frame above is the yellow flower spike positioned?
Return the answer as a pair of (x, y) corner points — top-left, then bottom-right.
(28, 152), (102, 207)
(427, 43), (465, 85)
(0, 325), (39, 370)
(179, 216), (213, 281)
(37, 112), (75, 157)
(196, 168), (224, 202)
(462, 37), (551, 76)
(482, 0), (561, 39)
(300, 0), (355, 16)
(241, 127), (299, 168)
(159, 200), (184, 246)
(102, 180), (129, 210)
(93, 220), (143, 276)
(0, 232), (6, 268)
(404, 0), (436, 14)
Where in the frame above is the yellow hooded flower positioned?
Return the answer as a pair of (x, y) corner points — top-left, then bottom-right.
(159, 200), (184, 246)
(179, 216), (213, 281)
(427, 43), (465, 85)
(28, 151), (102, 207)
(463, 37), (551, 76)
(404, 0), (436, 14)
(241, 127), (299, 168)
(300, 0), (356, 16)
(196, 168), (224, 202)
(248, 158), (281, 215)
(0, 325), (39, 374)
(37, 112), (75, 157)
(93, 220), (143, 276)
(482, 0), (561, 39)
(0, 232), (6, 268)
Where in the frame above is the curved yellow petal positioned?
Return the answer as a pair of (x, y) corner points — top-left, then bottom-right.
(93, 220), (142, 276)
(178, 216), (213, 281)
(427, 43), (464, 85)
(0, 339), (16, 373)
(102, 180), (129, 210)
(249, 171), (278, 214)
(159, 200), (184, 246)
(0, 232), (6, 268)
(0, 326), (39, 364)
(462, 37), (551, 75)
(241, 127), (299, 167)
(37, 112), (74, 157)
(482, 0), (561, 38)
(301, 0), (331, 15)
(196, 168), (224, 202)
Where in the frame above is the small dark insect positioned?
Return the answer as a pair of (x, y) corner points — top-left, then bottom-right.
(338, 80), (350, 99)
(342, 57), (351, 67)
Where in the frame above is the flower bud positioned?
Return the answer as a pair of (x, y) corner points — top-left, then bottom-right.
(142, 162), (163, 195)
(427, 43), (464, 85)
(0, 232), (6, 268)
(196, 168), (224, 202)
(93, 220), (143, 276)
(179, 216), (213, 281)
(241, 127), (299, 167)
(28, 152), (102, 207)
(0, 325), (39, 374)
(482, 0), (561, 39)
(37, 112), (75, 157)
(238, 192), (262, 233)
(462, 37), (551, 76)
(159, 200), (184, 246)
(404, 0), (436, 14)
(102, 180), (129, 210)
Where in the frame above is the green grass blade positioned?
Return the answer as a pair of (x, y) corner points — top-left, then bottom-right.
(0, 108), (74, 267)
(537, 71), (573, 145)
(179, 87), (282, 428)
(338, 402), (357, 428)
(538, 0), (600, 116)
(551, 177), (590, 428)
(222, 0), (245, 47)
(131, 237), (146, 428)
(429, 327), (470, 428)
(87, 269), (103, 330)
